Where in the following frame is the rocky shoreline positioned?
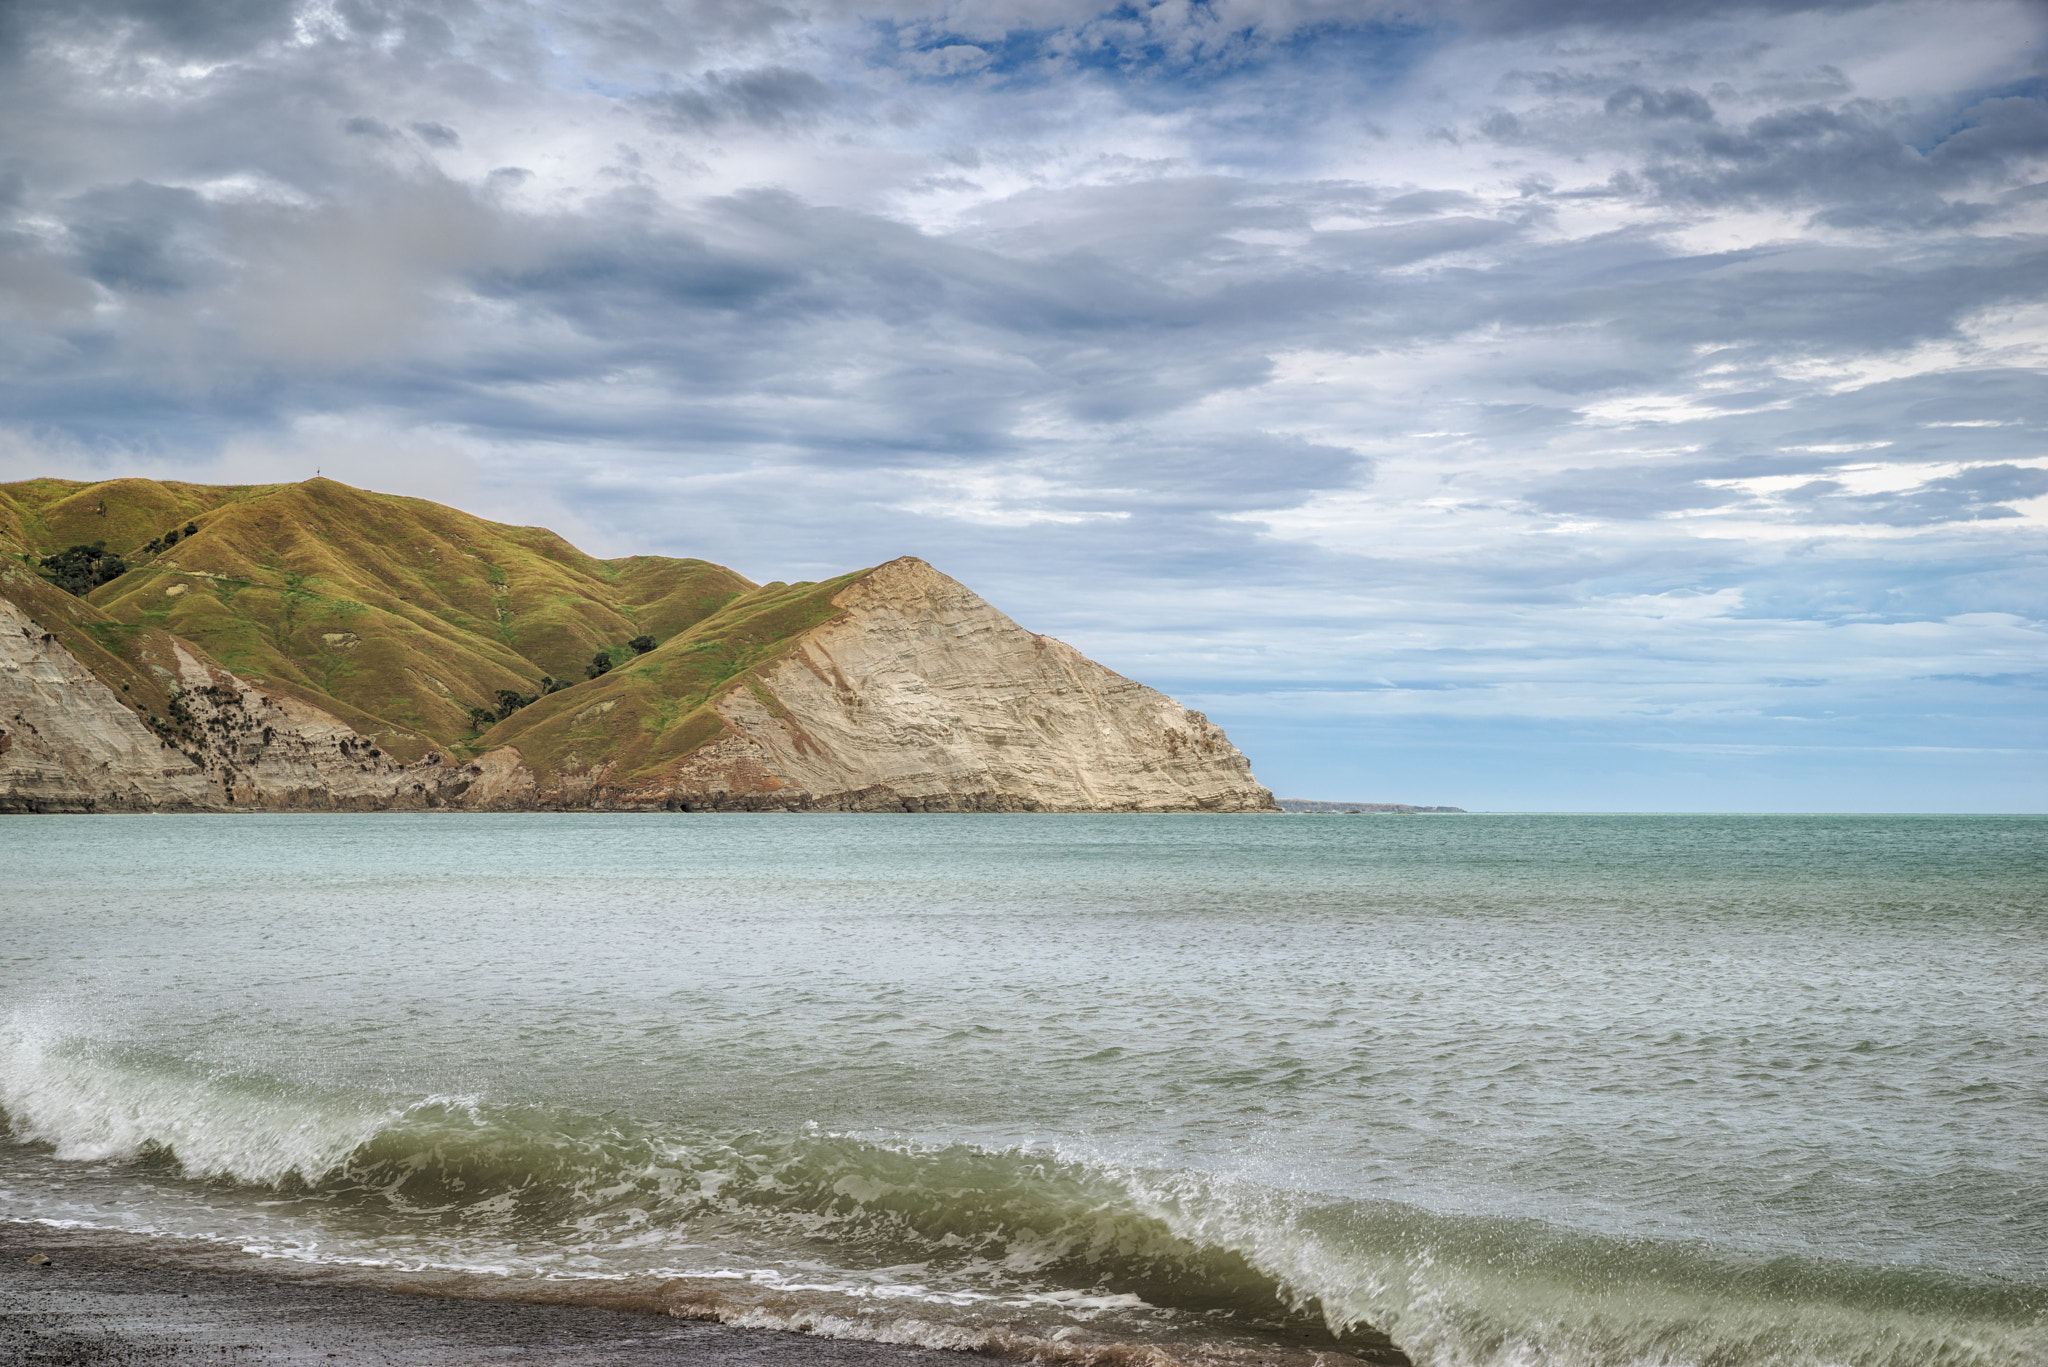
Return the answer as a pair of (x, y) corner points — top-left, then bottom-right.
(0, 1221), (960, 1367)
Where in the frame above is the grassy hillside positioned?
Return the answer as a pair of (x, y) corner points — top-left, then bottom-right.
(0, 552), (430, 760)
(0, 477), (763, 754)
(480, 570), (872, 783)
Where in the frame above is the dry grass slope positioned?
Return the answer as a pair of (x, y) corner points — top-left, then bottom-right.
(0, 477), (758, 757)
(481, 570), (873, 784)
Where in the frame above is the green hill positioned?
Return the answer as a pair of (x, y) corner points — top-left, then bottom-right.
(0, 477), (761, 760)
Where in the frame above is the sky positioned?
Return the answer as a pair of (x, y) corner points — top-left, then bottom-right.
(1, 0), (2044, 811)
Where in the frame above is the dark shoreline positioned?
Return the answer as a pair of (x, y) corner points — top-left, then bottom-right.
(0, 1221), (964, 1367)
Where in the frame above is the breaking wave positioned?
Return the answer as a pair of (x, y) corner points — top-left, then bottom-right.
(4, 1028), (2043, 1367)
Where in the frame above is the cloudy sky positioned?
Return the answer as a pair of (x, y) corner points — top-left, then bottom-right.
(3, 0), (2044, 809)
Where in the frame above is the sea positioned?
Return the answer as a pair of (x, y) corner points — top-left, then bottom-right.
(1, 813), (2042, 1367)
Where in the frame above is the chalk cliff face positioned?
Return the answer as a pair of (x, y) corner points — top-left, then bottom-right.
(1, 594), (466, 813)
(468, 559), (1277, 813)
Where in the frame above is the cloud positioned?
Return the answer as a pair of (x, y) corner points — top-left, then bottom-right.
(1, 0), (300, 61)
(63, 180), (214, 294)
(1782, 462), (2048, 525)
(643, 67), (839, 131)
(1605, 85), (1717, 122)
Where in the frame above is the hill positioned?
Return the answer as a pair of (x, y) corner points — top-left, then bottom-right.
(1, 477), (1277, 813)
(1, 477), (749, 759)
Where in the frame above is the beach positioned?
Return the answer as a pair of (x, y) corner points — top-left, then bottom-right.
(1, 1221), (971, 1367)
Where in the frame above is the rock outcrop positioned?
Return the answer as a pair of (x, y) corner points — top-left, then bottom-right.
(1, 594), (469, 813)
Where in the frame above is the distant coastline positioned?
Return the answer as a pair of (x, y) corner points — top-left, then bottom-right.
(1276, 799), (1466, 814)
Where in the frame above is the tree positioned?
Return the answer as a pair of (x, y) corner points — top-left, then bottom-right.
(628, 634), (657, 655)
(466, 706), (499, 733)
(586, 652), (613, 679)
(39, 543), (128, 596)
(493, 689), (537, 720)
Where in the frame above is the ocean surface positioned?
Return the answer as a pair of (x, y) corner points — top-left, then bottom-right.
(2, 813), (2042, 1367)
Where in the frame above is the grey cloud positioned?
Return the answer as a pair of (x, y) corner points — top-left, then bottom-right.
(643, 67), (837, 132)
(410, 122), (461, 147)
(0, 0), (298, 60)
(1479, 111), (1524, 142)
(1736, 65), (1852, 102)
(1104, 434), (1367, 507)
(1457, 0), (1885, 32)
(1605, 85), (1715, 122)
(1786, 464), (2048, 526)
(1311, 216), (1520, 267)
(1639, 93), (2048, 222)
(1501, 236), (2048, 357)
(1382, 190), (1483, 215)
(1527, 369), (1653, 394)
(1524, 465), (1739, 518)
(64, 181), (214, 294)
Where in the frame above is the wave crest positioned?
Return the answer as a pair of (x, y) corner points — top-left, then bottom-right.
(4, 1030), (2042, 1367)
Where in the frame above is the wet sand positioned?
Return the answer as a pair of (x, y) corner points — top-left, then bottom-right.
(0, 1222), (962, 1367)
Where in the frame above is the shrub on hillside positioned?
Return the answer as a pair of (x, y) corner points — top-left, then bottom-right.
(142, 521), (201, 556)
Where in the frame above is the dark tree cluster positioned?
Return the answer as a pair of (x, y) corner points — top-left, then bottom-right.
(585, 634), (659, 679)
(39, 542), (128, 596)
(139, 521), (201, 556)
(467, 688), (540, 733)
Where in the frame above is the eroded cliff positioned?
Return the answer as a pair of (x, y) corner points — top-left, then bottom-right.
(1, 592), (470, 813)
(469, 558), (1277, 812)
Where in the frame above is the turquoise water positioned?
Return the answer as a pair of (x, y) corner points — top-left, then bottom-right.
(2, 814), (2043, 1367)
